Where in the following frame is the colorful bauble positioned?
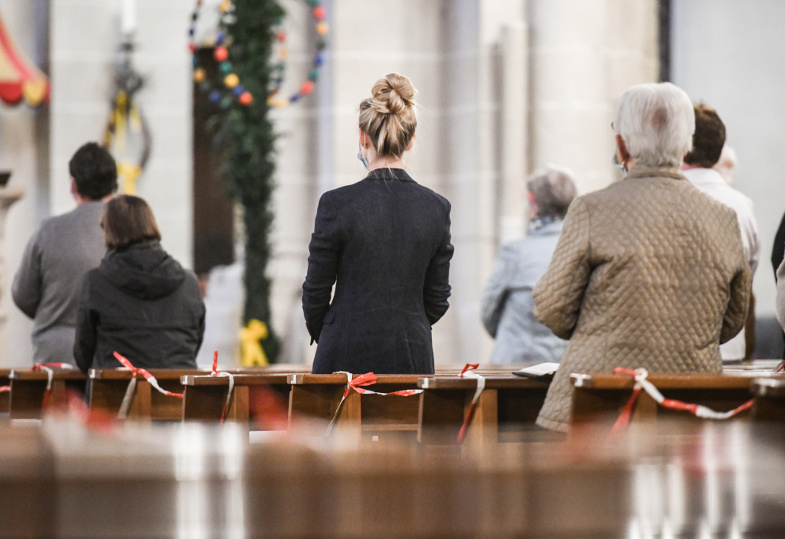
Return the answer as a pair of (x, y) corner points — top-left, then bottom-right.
(265, 1), (329, 107)
(189, 0), (328, 109)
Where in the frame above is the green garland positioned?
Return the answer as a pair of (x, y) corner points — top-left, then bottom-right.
(212, 0), (284, 362)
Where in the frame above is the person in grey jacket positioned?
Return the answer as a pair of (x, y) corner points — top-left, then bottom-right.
(481, 168), (577, 364)
(74, 195), (205, 372)
(12, 142), (117, 365)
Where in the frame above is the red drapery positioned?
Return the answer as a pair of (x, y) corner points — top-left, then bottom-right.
(0, 11), (49, 106)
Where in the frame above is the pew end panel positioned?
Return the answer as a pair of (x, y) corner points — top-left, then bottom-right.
(751, 377), (785, 421)
(9, 371), (86, 420)
(181, 374), (291, 427)
(570, 373), (762, 429)
(0, 369), (11, 413)
(287, 374), (360, 432)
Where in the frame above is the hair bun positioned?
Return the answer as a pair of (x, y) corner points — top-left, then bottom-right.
(371, 73), (415, 115)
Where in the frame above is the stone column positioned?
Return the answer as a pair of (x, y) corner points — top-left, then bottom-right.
(0, 185), (24, 363)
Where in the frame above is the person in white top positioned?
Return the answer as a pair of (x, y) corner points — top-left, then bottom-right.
(682, 104), (759, 361)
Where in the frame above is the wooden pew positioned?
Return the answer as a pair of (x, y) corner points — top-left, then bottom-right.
(570, 372), (785, 427)
(0, 368), (10, 413)
(287, 373), (426, 442)
(750, 377), (785, 421)
(88, 369), (214, 421)
(417, 375), (552, 451)
(181, 373), (292, 424)
(8, 369), (87, 419)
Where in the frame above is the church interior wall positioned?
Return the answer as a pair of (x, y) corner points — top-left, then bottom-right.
(671, 0), (785, 320)
(0, 0), (779, 367)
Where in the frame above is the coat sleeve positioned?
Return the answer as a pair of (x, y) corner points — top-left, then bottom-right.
(772, 211), (785, 279)
(721, 217), (753, 344)
(73, 274), (98, 373)
(302, 193), (340, 343)
(11, 231), (43, 319)
(423, 202), (453, 325)
(777, 258), (785, 331)
(480, 246), (513, 337)
(533, 198), (592, 340)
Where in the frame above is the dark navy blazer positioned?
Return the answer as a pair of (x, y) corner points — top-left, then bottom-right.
(302, 168), (453, 374)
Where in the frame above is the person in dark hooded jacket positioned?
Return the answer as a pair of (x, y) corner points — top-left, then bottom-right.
(73, 195), (205, 372)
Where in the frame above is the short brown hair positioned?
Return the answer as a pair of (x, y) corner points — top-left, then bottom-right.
(102, 195), (161, 250)
(683, 105), (726, 168)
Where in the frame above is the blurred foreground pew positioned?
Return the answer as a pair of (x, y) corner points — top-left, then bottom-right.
(5, 415), (785, 536)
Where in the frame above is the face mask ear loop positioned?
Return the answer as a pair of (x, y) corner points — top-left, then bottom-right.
(358, 146), (369, 170)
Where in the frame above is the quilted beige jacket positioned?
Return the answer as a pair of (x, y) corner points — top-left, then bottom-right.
(533, 165), (752, 432)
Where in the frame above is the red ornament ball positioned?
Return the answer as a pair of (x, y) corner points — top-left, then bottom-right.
(300, 80), (315, 95)
(214, 46), (229, 62)
(313, 6), (326, 20)
(239, 92), (253, 105)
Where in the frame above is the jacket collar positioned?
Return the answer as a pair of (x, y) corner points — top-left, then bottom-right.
(624, 163), (685, 182)
(364, 167), (415, 183)
(529, 218), (564, 235)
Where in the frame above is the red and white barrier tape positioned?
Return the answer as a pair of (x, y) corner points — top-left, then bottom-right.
(610, 368), (753, 437)
(325, 372), (422, 435)
(28, 363), (75, 411)
(0, 385), (9, 393)
(210, 351), (235, 422)
(457, 363), (485, 444)
(113, 351), (184, 400)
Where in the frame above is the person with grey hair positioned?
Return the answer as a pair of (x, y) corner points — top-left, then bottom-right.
(481, 167), (577, 364)
(532, 82), (751, 432)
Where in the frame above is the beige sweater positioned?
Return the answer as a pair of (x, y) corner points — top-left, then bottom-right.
(533, 165), (752, 432)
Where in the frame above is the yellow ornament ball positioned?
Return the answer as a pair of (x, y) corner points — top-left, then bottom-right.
(219, 0), (232, 12)
(224, 73), (239, 88)
(193, 68), (206, 83)
(316, 21), (329, 36)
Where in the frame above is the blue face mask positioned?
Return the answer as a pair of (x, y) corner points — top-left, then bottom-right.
(357, 146), (369, 169)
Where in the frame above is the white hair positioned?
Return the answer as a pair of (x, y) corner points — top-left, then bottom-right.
(613, 82), (695, 168)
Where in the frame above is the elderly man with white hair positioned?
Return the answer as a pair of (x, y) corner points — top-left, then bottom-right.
(532, 82), (752, 433)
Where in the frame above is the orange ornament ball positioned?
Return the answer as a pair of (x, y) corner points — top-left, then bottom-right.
(316, 21), (329, 36)
(214, 46), (229, 62)
(193, 68), (206, 83)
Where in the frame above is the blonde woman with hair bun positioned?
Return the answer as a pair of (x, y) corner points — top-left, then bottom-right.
(303, 73), (453, 374)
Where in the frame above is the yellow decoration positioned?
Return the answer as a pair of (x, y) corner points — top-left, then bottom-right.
(22, 80), (48, 106)
(219, 0), (232, 12)
(194, 68), (206, 83)
(224, 73), (239, 88)
(239, 319), (269, 367)
(316, 21), (329, 36)
(117, 162), (142, 195)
